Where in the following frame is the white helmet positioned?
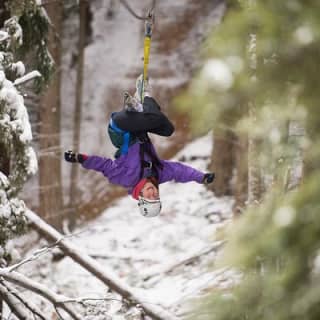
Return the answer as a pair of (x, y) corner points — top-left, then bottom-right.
(138, 197), (162, 217)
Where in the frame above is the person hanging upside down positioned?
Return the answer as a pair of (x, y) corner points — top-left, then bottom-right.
(64, 75), (215, 217)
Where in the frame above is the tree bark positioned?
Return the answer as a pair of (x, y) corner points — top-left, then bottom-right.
(247, 27), (262, 205)
(248, 107), (262, 204)
(233, 133), (248, 215)
(0, 0), (9, 27)
(0, 143), (10, 177)
(209, 128), (235, 196)
(0, 1), (10, 182)
(25, 210), (179, 320)
(68, 0), (87, 230)
(38, 1), (63, 229)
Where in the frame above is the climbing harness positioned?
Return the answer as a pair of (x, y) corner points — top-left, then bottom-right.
(108, 113), (137, 157)
(138, 138), (162, 180)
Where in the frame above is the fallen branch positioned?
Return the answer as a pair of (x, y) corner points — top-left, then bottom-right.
(91, 252), (160, 263)
(0, 282), (29, 320)
(143, 241), (225, 281)
(0, 269), (82, 320)
(7, 243), (57, 272)
(0, 281), (46, 320)
(25, 210), (178, 320)
(7, 229), (87, 272)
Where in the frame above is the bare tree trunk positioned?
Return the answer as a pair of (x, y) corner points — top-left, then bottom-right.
(38, 1), (63, 229)
(301, 119), (316, 181)
(68, 0), (87, 230)
(209, 128), (235, 196)
(0, 143), (10, 177)
(247, 27), (262, 205)
(273, 120), (290, 191)
(0, 2), (10, 180)
(0, 4), (9, 317)
(0, 0), (9, 26)
(248, 106), (262, 204)
(233, 133), (248, 215)
(25, 210), (179, 320)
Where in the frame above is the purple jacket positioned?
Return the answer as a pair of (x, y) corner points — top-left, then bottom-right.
(82, 142), (204, 195)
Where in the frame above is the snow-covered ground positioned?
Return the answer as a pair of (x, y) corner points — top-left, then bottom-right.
(13, 132), (236, 319)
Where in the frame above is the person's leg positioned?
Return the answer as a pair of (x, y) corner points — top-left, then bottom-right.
(134, 74), (152, 103)
(112, 96), (174, 137)
(112, 75), (174, 136)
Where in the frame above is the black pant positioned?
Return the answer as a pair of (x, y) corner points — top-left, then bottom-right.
(112, 97), (174, 138)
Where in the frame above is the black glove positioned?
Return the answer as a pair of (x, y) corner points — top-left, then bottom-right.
(202, 173), (215, 184)
(64, 150), (87, 163)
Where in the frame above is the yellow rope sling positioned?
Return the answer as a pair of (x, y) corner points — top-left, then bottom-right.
(141, 12), (154, 102)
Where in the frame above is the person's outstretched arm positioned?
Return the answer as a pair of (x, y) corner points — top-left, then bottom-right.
(64, 150), (115, 178)
(112, 96), (174, 136)
(159, 160), (215, 185)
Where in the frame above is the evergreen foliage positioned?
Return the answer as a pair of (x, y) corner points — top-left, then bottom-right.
(179, 1), (320, 319)
(0, 1), (50, 265)
(9, 0), (53, 92)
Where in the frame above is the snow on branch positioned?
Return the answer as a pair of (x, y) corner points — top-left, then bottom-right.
(0, 269), (82, 320)
(7, 228), (86, 272)
(0, 282), (30, 320)
(14, 70), (41, 86)
(7, 241), (60, 272)
(0, 281), (46, 320)
(0, 31), (9, 42)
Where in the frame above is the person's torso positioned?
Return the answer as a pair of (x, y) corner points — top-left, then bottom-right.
(109, 142), (161, 193)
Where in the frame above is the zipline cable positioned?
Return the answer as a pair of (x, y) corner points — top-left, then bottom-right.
(119, 0), (157, 102)
(119, 0), (156, 21)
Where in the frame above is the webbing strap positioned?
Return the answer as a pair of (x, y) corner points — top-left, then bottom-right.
(139, 141), (162, 180)
(143, 36), (151, 81)
(109, 114), (130, 155)
(141, 14), (154, 102)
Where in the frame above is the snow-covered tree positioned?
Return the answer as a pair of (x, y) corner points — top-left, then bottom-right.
(0, 2), (49, 265)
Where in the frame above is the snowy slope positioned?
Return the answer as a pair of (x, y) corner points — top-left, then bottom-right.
(15, 132), (235, 319)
